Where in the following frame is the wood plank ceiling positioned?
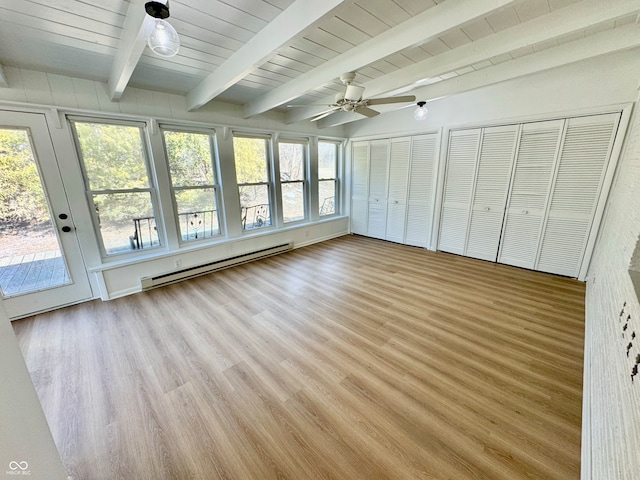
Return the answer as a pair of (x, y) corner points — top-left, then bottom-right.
(0, 0), (638, 127)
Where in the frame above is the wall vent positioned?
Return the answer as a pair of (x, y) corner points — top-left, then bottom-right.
(141, 242), (293, 290)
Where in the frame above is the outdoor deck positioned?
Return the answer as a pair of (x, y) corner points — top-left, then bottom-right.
(0, 250), (69, 297)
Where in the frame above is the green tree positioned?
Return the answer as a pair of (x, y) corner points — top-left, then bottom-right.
(164, 130), (213, 187)
(74, 122), (152, 227)
(233, 137), (268, 184)
(233, 137), (269, 207)
(0, 129), (50, 227)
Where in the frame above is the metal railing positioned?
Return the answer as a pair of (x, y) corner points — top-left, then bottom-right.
(131, 210), (219, 248)
(241, 204), (270, 230)
(130, 216), (159, 249)
(178, 210), (218, 241)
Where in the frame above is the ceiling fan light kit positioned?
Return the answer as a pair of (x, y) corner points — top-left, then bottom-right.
(145, 1), (180, 58)
(414, 101), (428, 121)
(309, 72), (416, 122)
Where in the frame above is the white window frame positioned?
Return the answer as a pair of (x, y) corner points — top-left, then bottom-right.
(318, 140), (340, 217)
(160, 125), (224, 244)
(69, 116), (163, 258)
(277, 138), (309, 225)
(232, 133), (275, 231)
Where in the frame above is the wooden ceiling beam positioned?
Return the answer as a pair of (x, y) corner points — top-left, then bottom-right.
(288, 0), (640, 124)
(185, 0), (354, 111)
(107, 0), (152, 101)
(317, 24), (640, 128)
(244, 0), (524, 118)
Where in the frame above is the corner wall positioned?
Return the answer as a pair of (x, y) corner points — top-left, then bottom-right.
(583, 87), (640, 478)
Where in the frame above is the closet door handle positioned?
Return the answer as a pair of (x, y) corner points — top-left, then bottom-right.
(522, 210), (529, 215)
(484, 207), (490, 212)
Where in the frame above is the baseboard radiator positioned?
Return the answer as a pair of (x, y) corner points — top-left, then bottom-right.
(140, 242), (293, 291)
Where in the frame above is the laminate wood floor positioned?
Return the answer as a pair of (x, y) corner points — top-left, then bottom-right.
(13, 235), (586, 480)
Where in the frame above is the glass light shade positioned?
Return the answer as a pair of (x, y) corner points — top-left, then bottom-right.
(148, 18), (180, 58)
(414, 103), (428, 121)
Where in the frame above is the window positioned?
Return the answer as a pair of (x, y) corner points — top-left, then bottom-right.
(162, 128), (221, 242)
(318, 141), (339, 216)
(233, 135), (272, 230)
(71, 119), (160, 256)
(278, 141), (307, 223)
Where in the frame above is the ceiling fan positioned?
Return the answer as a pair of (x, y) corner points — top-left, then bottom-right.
(290, 72), (416, 122)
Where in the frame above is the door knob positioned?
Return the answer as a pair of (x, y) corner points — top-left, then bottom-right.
(61, 226), (72, 233)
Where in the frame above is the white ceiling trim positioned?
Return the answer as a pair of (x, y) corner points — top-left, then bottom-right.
(287, 0), (640, 124)
(317, 23), (640, 128)
(186, 0), (354, 111)
(107, 0), (153, 101)
(243, 0), (524, 118)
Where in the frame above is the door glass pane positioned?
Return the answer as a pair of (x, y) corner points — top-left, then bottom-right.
(174, 188), (220, 240)
(93, 192), (158, 254)
(0, 128), (70, 297)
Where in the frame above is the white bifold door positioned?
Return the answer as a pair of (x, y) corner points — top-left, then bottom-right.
(350, 134), (438, 248)
(439, 112), (622, 278)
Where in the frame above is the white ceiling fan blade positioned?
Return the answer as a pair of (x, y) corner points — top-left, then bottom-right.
(356, 106), (380, 118)
(344, 85), (365, 102)
(311, 108), (340, 122)
(367, 95), (416, 106)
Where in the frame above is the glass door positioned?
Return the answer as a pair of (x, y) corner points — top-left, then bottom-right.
(0, 111), (92, 320)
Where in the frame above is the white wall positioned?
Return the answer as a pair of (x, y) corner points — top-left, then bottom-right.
(582, 85), (640, 479)
(0, 68), (349, 301)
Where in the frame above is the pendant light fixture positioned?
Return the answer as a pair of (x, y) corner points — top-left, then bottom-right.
(145, 1), (180, 58)
(414, 101), (428, 121)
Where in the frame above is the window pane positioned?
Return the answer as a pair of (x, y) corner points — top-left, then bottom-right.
(234, 137), (268, 183)
(174, 188), (220, 241)
(164, 130), (214, 187)
(318, 142), (337, 179)
(239, 185), (271, 229)
(0, 128), (71, 296)
(279, 143), (304, 181)
(93, 192), (159, 254)
(74, 122), (149, 190)
(319, 180), (336, 216)
(282, 182), (305, 223)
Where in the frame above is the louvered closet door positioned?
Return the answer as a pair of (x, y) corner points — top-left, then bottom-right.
(351, 142), (369, 235)
(536, 113), (620, 277)
(439, 129), (481, 255)
(367, 140), (389, 239)
(406, 134), (437, 248)
(386, 138), (410, 243)
(465, 125), (518, 261)
(498, 120), (563, 269)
